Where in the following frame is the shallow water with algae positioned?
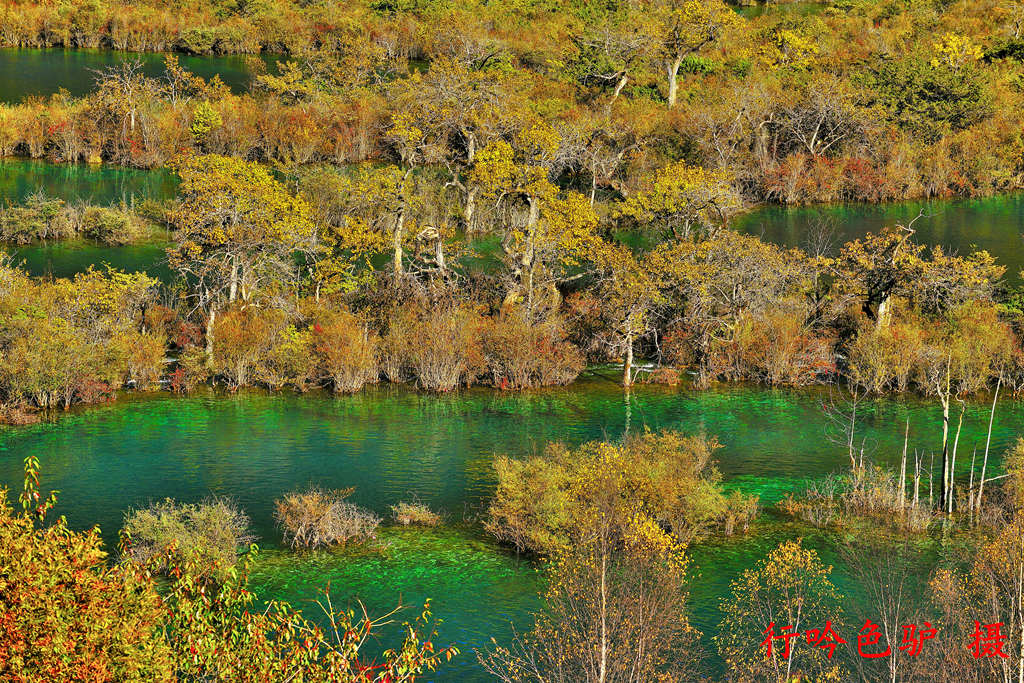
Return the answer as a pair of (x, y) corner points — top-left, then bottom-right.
(0, 373), (1020, 678)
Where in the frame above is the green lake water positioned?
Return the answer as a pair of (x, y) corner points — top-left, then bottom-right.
(0, 48), (281, 102)
(734, 194), (1024, 282)
(5, 157), (1024, 286)
(0, 374), (1019, 678)
(0, 158), (177, 204)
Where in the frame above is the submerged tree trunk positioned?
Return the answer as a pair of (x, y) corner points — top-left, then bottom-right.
(948, 402), (965, 514)
(978, 376), (1001, 515)
(899, 418), (909, 508)
(938, 357), (951, 510)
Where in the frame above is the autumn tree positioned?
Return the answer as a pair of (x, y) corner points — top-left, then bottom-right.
(718, 539), (845, 682)
(480, 507), (696, 682)
(470, 125), (602, 317)
(592, 243), (663, 386)
(167, 155), (315, 364)
(916, 302), (1014, 512)
(389, 57), (513, 232)
(837, 225), (1002, 329)
(649, 230), (816, 387)
(651, 0), (740, 107)
(561, 0), (656, 106)
(615, 161), (742, 239)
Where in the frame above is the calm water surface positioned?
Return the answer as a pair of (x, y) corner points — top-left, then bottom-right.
(0, 48), (282, 101)
(0, 375), (1018, 678)
(735, 194), (1024, 282)
(5, 157), (1023, 285)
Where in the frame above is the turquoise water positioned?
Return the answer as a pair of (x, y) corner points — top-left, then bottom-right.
(0, 375), (1018, 678)
(0, 48), (281, 102)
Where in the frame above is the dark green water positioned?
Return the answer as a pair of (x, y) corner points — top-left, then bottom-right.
(4, 241), (172, 281)
(5, 156), (1024, 286)
(0, 158), (177, 204)
(735, 194), (1024, 282)
(0, 375), (1018, 678)
(0, 48), (282, 102)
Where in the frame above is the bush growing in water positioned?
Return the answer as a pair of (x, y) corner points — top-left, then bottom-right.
(78, 206), (146, 245)
(482, 312), (583, 389)
(780, 466), (934, 532)
(2, 457), (455, 680)
(0, 194), (150, 245)
(311, 308), (379, 393)
(121, 497), (255, 574)
(382, 305), (485, 391)
(275, 486), (380, 549)
(486, 429), (758, 554)
(0, 193), (75, 243)
(391, 501), (442, 526)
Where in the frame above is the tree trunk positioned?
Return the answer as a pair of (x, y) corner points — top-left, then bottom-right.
(875, 295), (891, 330)
(463, 185), (478, 234)
(899, 417), (909, 509)
(667, 56), (682, 108)
(978, 376), (1001, 515)
(611, 74), (628, 104)
(392, 209), (405, 285)
(205, 305), (216, 368)
(520, 196), (539, 315)
(623, 329), (634, 387)
(948, 402), (965, 514)
(229, 259), (238, 302)
(938, 358), (951, 510)
(599, 537), (608, 683)
(435, 233), (446, 273)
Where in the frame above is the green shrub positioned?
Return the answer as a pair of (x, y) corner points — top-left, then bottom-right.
(78, 206), (146, 245)
(121, 497), (255, 574)
(486, 430), (758, 554)
(0, 193), (75, 244)
(256, 324), (316, 391)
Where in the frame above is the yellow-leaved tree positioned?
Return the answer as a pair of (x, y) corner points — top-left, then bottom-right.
(717, 539), (845, 682)
(470, 123), (603, 317)
(167, 154), (315, 364)
(615, 161), (742, 240)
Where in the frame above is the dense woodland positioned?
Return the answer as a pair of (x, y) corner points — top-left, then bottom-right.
(0, 0), (1023, 203)
(6, 0), (1024, 681)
